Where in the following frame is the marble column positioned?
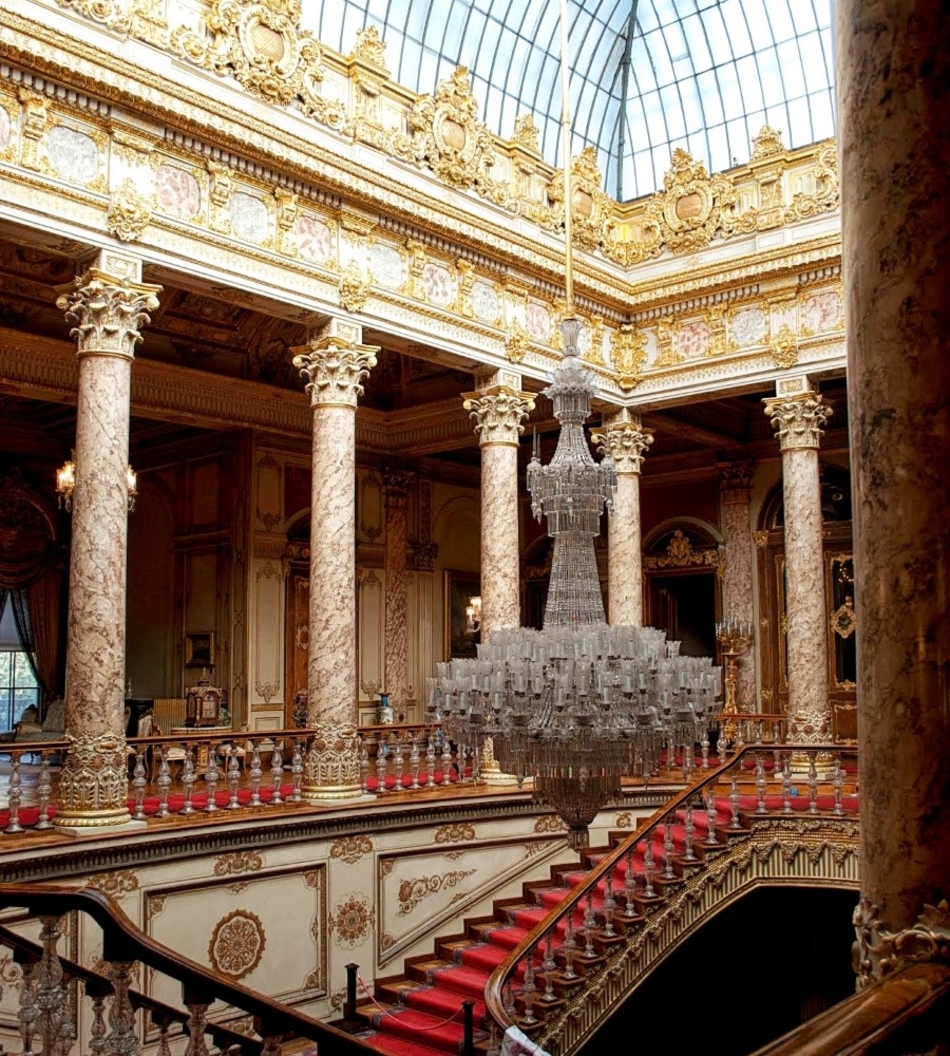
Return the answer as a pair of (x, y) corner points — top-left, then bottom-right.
(462, 376), (535, 637)
(383, 467), (410, 716)
(718, 461), (756, 708)
(592, 409), (653, 626)
(763, 377), (832, 744)
(838, 0), (950, 983)
(463, 375), (534, 783)
(292, 319), (378, 800)
(54, 251), (161, 828)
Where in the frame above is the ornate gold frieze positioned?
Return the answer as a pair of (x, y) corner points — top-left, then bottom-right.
(609, 324), (649, 390)
(785, 139), (839, 221)
(643, 529), (719, 571)
(106, 179), (152, 242)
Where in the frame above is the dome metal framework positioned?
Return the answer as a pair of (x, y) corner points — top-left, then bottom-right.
(307, 0), (836, 201)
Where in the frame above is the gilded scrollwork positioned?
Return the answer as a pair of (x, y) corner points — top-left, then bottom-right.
(609, 324), (649, 390)
(505, 321), (530, 364)
(338, 261), (372, 312)
(549, 147), (612, 251)
(647, 148), (738, 254)
(769, 323), (799, 368)
(853, 897), (950, 988)
(107, 179), (152, 243)
(397, 869), (476, 915)
(644, 530), (719, 571)
(785, 140), (839, 221)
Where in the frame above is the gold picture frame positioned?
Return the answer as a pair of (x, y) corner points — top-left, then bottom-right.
(184, 631), (215, 667)
(443, 570), (480, 660)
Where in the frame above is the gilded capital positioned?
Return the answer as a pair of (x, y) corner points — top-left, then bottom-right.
(763, 392), (832, 451)
(292, 338), (378, 408)
(56, 268), (162, 360)
(592, 420), (654, 474)
(462, 387), (535, 446)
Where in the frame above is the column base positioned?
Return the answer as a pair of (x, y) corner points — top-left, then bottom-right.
(301, 788), (377, 806)
(54, 816), (146, 836)
(302, 720), (366, 800)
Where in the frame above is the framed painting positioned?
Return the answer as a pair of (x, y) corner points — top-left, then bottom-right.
(443, 570), (480, 660)
(185, 631), (215, 667)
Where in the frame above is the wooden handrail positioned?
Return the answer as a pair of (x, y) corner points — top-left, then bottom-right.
(483, 743), (858, 1034)
(750, 961), (950, 1055)
(0, 922), (262, 1054)
(0, 883), (378, 1052)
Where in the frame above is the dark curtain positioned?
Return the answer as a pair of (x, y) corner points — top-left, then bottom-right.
(16, 574), (60, 701)
(10, 589), (41, 691)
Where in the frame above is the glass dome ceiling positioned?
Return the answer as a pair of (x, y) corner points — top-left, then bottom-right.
(308, 0), (836, 202)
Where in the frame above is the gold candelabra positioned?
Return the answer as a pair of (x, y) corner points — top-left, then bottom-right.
(716, 620), (754, 712)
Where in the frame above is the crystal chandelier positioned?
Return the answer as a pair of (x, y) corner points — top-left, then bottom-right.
(428, 322), (721, 850)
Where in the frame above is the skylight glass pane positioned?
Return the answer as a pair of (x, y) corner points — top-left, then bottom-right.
(681, 13), (713, 71)
(786, 95), (812, 144)
(736, 54), (766, 109)
(696, 68), (724, 125)
(718, 0), (754, 57)
(790, 0), (819, 34)
(765, 1), (796, 43)
(776, 39), (806, 99)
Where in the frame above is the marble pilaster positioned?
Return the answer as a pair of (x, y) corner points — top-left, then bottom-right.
(293, 320), (378, 800)
(838, 0), (950, 981)
(462, 380), (535, 637)
(763, 379), (832, 744)
(718, 461), (756, 708)
(383, 468), (410, 715)
(592, 409), (653, 627)
(55, 251), (161, 828)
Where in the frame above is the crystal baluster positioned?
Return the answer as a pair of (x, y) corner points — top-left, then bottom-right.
(270, 742), (284, 805)
(131, 752), (147, 820)
(755, 752), (768, 814)
(204, 748), (219, 812)
(782, 754), (794, 814)
(376, 737), (388, 793)
(393, 736), (404, 791)
(729, 770), (740, 828)
(104, 960), (136, 1056)
(833, 755), (845, 815)
(86, 982), (108, 1056)
(700, 731), (710, 768)
(181, 748), (196, 814)
(36, 754), (53, 830)
(409, 734), (420, 790)
(582, 892), (597, 957)
(261, 1037), (282, 1056)
(540, 931), (557, 1002)
(249, 741), (262, 806)
(807, 753), (820, 814)
(705, 786), (719, 846)
(360, 738), (370, 794)
(441, 735), (453, 785)
(291, 739), (304, 801)
(18, 963), (38, 1056)
(35, 914), (70, 1055)
(152, 1013), (173, 1056)
(156, 748), (171, 817)
(4, 754), (22, 833)
(602, 876), (617, 937)
(622, 848), (638, 918)
(226, 752), (241, 809)
(426, 737), (436, 787)
(560, 915), (578, 980)
(662, 818), (675, 880)
(183, 999), (211, 1056)
(682, 804), (697, 862)
(643, 841), (657, 899)
(502, 981), (517, 1020)
(488, 1021), (502, 1056)
(520, 955), (538, 1027)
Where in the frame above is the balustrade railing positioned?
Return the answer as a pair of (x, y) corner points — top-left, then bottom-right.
(0, 883), (378, 1055)
(484, 743), (860, 1055)
(0, 724), (481, 836)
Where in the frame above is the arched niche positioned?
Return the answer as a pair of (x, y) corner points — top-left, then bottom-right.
(755, 463), (855, 740)
(642, 519), (722, 658)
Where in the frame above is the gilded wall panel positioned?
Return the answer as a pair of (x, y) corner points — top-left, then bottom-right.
(250, 558), (284, 707)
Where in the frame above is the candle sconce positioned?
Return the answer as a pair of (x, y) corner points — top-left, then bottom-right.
(715, 619), (754, 712)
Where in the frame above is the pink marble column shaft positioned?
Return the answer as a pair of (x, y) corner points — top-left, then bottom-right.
(383, 470), (409, 713)
(55, 255), (161, 827)
(764, 386), (832, 743)
(719, 463), (756, 708)
(463, 386), (535, 637)
(293, 323), (377, 799)
(838, 0), (950, 974)
(593, 411), (653, 627)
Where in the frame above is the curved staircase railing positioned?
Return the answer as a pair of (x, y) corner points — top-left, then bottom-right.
(484, 743), (861, 1055)
(0, 882), (379, 1054)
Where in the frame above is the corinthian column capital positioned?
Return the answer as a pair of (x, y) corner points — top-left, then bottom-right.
(763, 391), (832, 451)
(56, 261), (161, 360)
(292, 321), (378, 408)
(592, 413), (654, 474)
(462, 386), (535, 446)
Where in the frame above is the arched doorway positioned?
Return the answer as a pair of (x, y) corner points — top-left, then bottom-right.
(756, 464), (855, 740)
(643, 522), (721, 657)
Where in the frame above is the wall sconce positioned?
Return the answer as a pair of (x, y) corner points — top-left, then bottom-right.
(56, 457), (138, 512)
(465, 595), (482, 635)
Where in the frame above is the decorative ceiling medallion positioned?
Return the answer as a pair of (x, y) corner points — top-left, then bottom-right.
(169, 0), (334, 118)
(207, 909), (266, 980)
(409, 67), (496, 192)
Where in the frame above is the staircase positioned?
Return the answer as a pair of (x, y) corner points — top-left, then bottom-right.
(353, 746), (860, 1056)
